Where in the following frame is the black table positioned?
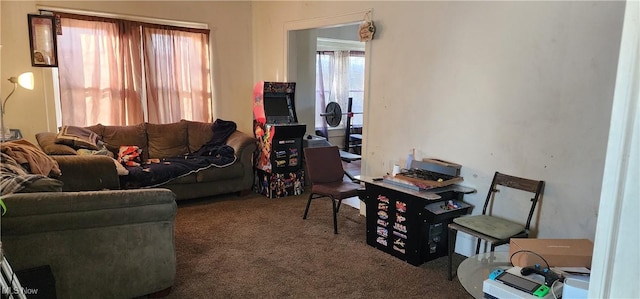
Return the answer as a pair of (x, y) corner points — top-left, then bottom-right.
(359, 177), (474, 266)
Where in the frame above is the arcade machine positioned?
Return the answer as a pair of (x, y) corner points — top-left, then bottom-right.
(253, 81), (306, 198)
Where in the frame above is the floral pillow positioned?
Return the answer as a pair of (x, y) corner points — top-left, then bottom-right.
(117, 146), (143, 167)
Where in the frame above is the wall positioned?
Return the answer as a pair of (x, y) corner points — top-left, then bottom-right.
(252, 1), (625, 253)
(0, 1), (255, 139)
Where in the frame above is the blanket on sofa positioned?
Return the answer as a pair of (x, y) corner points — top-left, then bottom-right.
(192, 118), (237, 156)
(121, 143), (237, 189)
(2, 139), (61, 176)
(120, 119), (239, 188)
(121, 146), (237, 188)
(0, 153), (63, 195)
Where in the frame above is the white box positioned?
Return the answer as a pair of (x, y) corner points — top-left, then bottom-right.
(562, 276), (590, 299)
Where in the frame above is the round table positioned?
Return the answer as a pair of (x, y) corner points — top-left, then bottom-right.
(457, 251), (512, 298)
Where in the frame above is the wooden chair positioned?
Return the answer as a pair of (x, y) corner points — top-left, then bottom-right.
(303, 146), (361, 234)
(447, 171), (545, 280)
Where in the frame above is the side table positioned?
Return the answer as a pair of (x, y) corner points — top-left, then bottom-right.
(457, 251), (511, 299)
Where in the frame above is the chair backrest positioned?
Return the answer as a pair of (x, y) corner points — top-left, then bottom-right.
(482, 172), (545, 230)
(303, 146), (344, 184)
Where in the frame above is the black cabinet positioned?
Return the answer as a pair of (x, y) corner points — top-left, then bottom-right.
(254, 124), (306, 198)
(360, 180), (472, 266)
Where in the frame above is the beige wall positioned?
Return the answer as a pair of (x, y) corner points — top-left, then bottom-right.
(252, 1), (626, 252)
(0, 1), (255, 138)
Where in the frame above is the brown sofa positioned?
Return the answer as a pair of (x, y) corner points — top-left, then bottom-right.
(35, 120), (257, 200)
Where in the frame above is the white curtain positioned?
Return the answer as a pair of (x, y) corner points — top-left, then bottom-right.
(316, 52), (333, 136)
(332, 50), (350, 125)
(316, 50), (351, 133)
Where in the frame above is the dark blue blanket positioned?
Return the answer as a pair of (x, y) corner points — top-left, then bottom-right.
(121, 145), (236, 189)
(120, 119), (239, 188)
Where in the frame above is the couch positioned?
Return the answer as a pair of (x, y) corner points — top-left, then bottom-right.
(1, 140), (177, 298)
(35, 119), (258, 200)
(1, 188), (177, 299)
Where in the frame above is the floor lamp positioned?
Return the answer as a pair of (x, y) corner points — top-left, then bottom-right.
(1, 72), (34, 141)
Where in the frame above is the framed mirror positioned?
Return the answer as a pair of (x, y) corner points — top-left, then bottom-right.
(28, 14), (58, 67)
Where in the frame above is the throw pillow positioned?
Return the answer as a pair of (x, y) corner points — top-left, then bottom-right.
(55, 126), (100, 150)
(117, 146), (142, 167)
(36, 132), (78, 155)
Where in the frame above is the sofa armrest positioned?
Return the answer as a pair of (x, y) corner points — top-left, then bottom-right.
(2, 188), (176, 235)
(52, 155), (120, 191)
(226, 130), (257, 165)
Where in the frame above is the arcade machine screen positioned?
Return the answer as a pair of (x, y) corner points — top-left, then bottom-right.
(264, 96), (294, 124)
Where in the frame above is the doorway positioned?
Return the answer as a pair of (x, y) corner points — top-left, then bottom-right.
(284, 11), (371, 209)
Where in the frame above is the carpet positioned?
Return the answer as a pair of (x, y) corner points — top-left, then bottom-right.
(168, 191), (472, 298)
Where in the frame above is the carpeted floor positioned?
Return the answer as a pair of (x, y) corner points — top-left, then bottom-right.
(167, 191), (472, 298)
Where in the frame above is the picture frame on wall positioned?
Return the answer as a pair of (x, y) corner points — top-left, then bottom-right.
(27, 14), (58, 67)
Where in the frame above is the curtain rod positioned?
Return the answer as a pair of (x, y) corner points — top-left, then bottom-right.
(36, 5), (209, 30)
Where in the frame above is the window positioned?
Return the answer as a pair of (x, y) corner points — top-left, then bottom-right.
(315, 50), (365, 131)
(55, 12), (212, 126)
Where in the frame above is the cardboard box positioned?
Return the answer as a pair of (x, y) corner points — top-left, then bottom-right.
(509, 238), (594, 268)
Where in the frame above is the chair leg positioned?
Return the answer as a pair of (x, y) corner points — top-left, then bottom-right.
(331, 196), (339, 234)
(336, 198), (342, 213)
(448, 228), (457, 281)
(303, 193), (314, 219)
(475, 238), (482, 255)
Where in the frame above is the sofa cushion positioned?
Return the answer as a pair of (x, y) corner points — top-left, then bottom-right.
(147, 122), (189, 158)
(84, 123), (105, 137)
(36, 132), (78, 155)
(196, 162), (243, 182)
(183, 120), (213, 153)
(102, 123), (148, 160)
(166, 172), (197, 184)
(55, 125), (100, 150)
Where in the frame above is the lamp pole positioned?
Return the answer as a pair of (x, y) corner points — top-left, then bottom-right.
(1, 73), (34, 141)
(1, 79), (19, 141)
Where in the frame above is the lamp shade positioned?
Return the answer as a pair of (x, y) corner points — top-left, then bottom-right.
(16, 72), (35, 90)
